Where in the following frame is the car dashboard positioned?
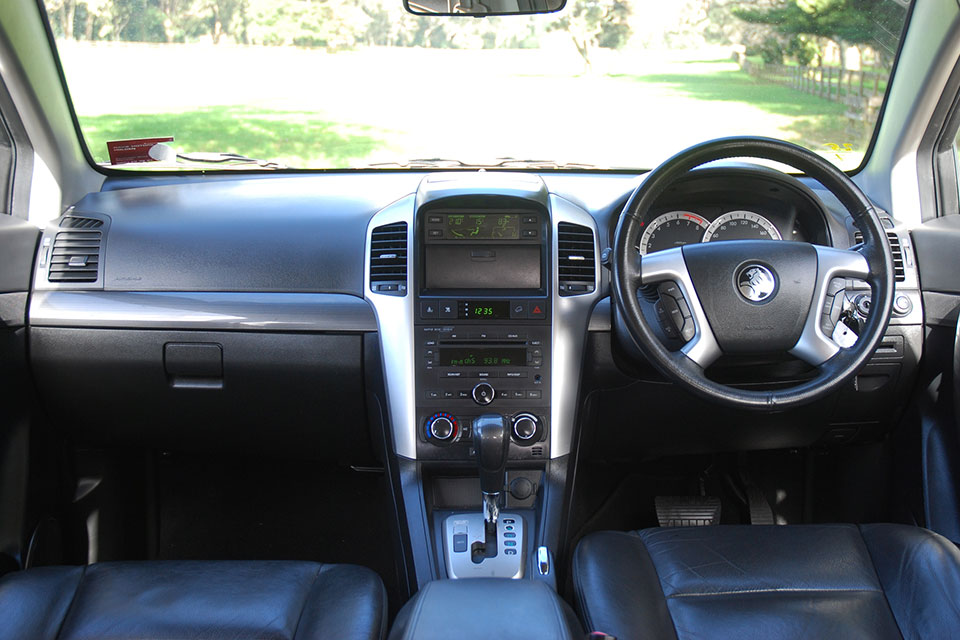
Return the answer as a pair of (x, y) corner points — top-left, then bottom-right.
(22, 165), (924, 586)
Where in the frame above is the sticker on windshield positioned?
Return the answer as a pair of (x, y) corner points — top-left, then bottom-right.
(106, 137), (174, 165)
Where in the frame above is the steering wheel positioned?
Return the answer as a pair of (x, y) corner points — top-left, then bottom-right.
(612, 137), (895, 410)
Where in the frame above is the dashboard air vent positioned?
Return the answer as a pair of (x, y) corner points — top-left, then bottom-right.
(853, 230), (905, 282)
(48, 230), (102, 283)
(370, 221), (408, 295)
(59, 216), (104, 229)
(557, 222), (596, 295)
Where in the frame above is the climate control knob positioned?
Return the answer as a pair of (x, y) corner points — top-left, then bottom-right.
(512, 413), (540, 442)
(472, 382), (495, 406)
(426, 413), (459, 443)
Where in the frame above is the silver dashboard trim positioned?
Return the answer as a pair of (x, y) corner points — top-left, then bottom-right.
(29, 290), (376, 331)
(364, 194), (418, 460)
(550, 194), (603, 459)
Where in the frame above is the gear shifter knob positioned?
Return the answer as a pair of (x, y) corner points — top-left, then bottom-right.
(474, 414), (508, 525)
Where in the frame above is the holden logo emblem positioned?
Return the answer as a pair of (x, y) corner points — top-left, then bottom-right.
(737, 264), (777, 303)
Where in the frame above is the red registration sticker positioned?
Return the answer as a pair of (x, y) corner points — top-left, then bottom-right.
(106, 137), (174, 165)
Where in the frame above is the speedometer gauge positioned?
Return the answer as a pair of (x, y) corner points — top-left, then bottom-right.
(703, 210), (782, 243)
(639, 211), (710, 255)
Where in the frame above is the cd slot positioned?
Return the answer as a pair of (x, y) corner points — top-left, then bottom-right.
(438, 340), (527, 345)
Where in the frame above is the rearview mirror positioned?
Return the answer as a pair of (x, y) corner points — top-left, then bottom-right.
(404, 0), (565, 17)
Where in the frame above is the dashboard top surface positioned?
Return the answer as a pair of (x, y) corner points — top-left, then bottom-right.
(53, 167), (862, 296)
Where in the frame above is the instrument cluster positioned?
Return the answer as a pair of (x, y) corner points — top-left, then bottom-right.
(638, 209), (787, 255)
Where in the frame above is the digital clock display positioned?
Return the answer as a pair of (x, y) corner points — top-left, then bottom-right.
(438, 348), (527, 367)
(462, 301), (510, 319)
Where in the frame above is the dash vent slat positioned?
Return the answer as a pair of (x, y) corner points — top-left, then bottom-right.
(853, 230), (905, 282)
(557, 222), (596, 296)
(47, 229), (102, 283)
(59, 216), (104, 229)
(369, 221), (408, 295)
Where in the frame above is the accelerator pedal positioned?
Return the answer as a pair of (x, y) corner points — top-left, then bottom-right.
(655, 496), (721, 527)
(739, 471), (775, 525)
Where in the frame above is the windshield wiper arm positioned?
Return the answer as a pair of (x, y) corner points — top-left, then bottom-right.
(366, 158), (474, 168)
(491, 157), (596, 169)
(365, 157), (596, 169)
(174, 151), (288, 169)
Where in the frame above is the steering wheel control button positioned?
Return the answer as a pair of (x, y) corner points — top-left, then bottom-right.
(472, 382), (495, 405)
(736, 264), (778, 303)
(654, 299), (680, 340)
(656, 281), (694, 341)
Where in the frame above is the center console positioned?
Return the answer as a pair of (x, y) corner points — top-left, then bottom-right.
(365, 172), (601, 588)
(415, 208), (552, 461)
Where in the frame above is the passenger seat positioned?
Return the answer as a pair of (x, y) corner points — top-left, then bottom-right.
(0, 560), (386, 640)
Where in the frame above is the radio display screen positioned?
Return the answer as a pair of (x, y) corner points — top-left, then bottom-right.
(446, 214), (519, 240)
(438, 347), (526, 367)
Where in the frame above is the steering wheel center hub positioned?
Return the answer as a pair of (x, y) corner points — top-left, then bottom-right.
(682, 240), (817, 354)
(737, 263), (778, 303)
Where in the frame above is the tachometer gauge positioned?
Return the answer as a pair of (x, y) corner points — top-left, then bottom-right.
(638, 211), (710, 255)
(703, 210), (782, 243)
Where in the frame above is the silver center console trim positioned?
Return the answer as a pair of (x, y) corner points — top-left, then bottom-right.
(364, 194), (418, 460)
(550, 194), (602, 458)
(28, 290), (376, 331)
(444, 512), (525, 579)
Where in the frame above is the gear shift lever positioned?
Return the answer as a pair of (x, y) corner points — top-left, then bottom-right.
(474, 414), (508, 530)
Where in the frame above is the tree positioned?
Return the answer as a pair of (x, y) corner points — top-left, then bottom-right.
(81, 0), (111, 40)
(548, 0), (632, 69)
(733, 0), (907, 70)
(46, 1), (78, 39)
(158, 0), (197, 42)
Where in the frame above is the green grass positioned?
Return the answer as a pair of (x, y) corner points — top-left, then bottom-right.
(609, 62), (851, 152)
(58, 43), (872, 170)
(80, 106), (384, 168)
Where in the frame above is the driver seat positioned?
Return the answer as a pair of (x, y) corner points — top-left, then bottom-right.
(573, 523), (960, 640)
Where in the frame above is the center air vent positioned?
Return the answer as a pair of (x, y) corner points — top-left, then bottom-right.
(369, 221), (408, 295)
(853, 230), (905, 282)
(557, 222), (596, 296)
(48, 229), (102, 283)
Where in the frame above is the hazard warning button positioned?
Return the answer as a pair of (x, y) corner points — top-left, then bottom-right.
(528, 302), (546, 320)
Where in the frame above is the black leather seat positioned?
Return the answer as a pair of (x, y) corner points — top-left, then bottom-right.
(0, 560), (386, 640)
(574, 524), (960, 640)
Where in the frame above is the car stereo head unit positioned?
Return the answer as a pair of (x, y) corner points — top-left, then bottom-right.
(420, 209), (546, 295)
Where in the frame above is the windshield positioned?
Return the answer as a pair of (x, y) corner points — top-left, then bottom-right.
(42, 0), (911, 171)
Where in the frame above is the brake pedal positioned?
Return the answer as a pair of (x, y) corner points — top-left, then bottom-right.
(655, 496), (721, 527)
